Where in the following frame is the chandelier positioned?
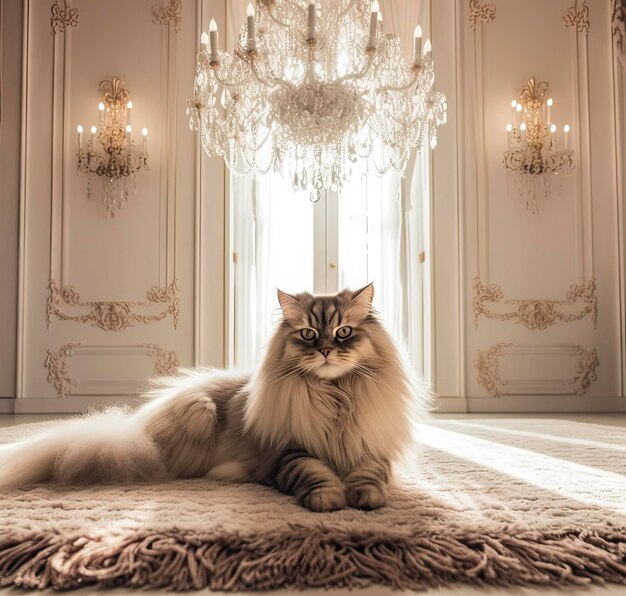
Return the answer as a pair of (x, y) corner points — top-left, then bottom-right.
(76, 77), (149, 217)
(502, 77), (574, 214)
(187, 0), (447, 200)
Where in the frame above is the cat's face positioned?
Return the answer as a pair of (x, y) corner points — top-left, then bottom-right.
(276, 284), (377, 380)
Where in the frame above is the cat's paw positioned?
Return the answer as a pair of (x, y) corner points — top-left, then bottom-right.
(346, 484), (387, 510)
(301, 486), (347, 512)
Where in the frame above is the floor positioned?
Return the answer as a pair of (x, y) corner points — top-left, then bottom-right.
(0, 412), (624, 595)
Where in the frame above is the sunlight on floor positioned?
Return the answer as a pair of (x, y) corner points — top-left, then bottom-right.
(415, 422), (626, 515)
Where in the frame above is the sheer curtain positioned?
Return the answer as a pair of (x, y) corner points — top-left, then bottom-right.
(229, 0), (431, 373)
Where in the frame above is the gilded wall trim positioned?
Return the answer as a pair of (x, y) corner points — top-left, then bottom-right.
(142, 343), (180, 376)
(475, 342), (511, 398)
(152, 0), (182, 32)
(44, 342), (80, 398)
(50, 0), (78, 35)
(563, 0), (590, 35)
(476, 344), (599, 397)
(472, 278), (597, 330)
(614, 0), (626, 53)
(469, 0), (496, 31)
(47, 279), (180, 331)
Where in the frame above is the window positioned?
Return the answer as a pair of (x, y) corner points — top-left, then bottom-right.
(229, 156), (430, 376)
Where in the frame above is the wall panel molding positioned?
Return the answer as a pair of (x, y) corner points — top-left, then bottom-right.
(472, 277), (597, 329)
(475, 343), (599, 397)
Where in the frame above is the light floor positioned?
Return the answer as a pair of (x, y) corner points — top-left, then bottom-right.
(0, 412), (624, 596)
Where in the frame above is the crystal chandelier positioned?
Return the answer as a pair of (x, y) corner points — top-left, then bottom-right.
(502, 77), (575, 214)
(187, 0), (447, 200)
(76, 77), (149, 217)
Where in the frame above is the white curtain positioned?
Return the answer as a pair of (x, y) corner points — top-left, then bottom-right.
(229, 0), (431, 372)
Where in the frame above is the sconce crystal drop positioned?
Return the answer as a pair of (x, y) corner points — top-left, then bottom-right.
(76, 77), (149, 217)
(187, 0), (447, 200)
(503, 77), (575, 214)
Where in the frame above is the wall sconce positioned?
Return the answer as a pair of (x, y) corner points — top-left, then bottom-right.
(502, 77), (574, 214)
(76, 77), (149, 218)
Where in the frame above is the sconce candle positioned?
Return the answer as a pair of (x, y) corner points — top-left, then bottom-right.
(126, 100), (132, 126)
(98, 102), (105, 126)
(90, 125), (97, 142)
(510, 100), (517, 124)
(142, 127), (148, 152)
(201, 31), (209, 52)
(546, 97), (553, 124)
(506, 123), (513, 149)
(76, 125), (83, 149)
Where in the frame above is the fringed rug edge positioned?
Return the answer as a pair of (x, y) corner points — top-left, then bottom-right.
(1, 525), (625, 591)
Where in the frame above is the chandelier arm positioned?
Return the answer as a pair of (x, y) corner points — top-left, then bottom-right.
(248, 58), (295, 92)
(265, 0), (305, 29)
(212, 68), (251, 90)
(334, 55), (374, 86)
(334, 0), (359, 20)
(375, 68), (420, 95)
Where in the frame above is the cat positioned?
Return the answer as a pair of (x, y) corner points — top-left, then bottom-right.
(0, 283), (430, 511)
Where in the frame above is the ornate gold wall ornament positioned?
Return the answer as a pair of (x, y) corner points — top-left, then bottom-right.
(469, 0), (496, 31)
(472, 278), (597, 330)
(152, 0), (182, 32)
(563, 0), (590, 35)
(50, 0), (78, 35)
(142, 343), (180, 376)
(47, 279), (180, 331)
(476, 343), (599, 397)
(614, 0), (626, 53)
(475, 342), (511, 398)
(45, 343), (80, 398)
(573, 346), (599, 394)
(76, 78), (149, 217)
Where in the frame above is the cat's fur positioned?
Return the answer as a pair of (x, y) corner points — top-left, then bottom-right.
(0, 284), (429, 511)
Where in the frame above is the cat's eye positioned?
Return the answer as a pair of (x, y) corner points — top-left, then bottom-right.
(336, 326), (352, 339)
(300, 328), (317, 341)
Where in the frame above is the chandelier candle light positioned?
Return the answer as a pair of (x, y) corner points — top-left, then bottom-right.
(502, 77), (574, 214)
(187, 0), (447, 200)
(76, 77), (149, 217)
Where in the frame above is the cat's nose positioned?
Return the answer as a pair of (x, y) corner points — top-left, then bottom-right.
(318, 347), (333, 358)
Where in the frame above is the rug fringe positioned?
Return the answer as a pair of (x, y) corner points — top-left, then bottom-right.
(0, 526), (624, 591)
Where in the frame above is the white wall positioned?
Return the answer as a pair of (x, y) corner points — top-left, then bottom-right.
(8, 0), (226, 412)
(2, 0), (625, 412)
(432, 0), (626, 412)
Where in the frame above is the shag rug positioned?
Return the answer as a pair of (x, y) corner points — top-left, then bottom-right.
(0, 418), (625, 591)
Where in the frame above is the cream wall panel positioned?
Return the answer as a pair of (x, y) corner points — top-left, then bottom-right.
(17, 0), (225, 407)
(454, 0), (624, 410)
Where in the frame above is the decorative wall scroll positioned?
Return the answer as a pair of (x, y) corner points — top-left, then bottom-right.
(614, 0), (626, 53)
(45, 343), (180, 397)
(50, 0), (78, 35)
(469, 0), (496, 31)
(473, 278), (597, 330)
(44, 342), (80, 397)
(563, 0), (589, 35)
(475, 343), (599, 397)
(152, 0), (182, 32)
(47, 279), (180, 331)
(475, 343), (511, 398)
(142, 343), (180, 376)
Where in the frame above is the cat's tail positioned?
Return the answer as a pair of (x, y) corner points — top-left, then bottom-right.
(0, 408), (166, 489)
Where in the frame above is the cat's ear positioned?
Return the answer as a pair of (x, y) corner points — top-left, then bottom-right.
(346, 283), (374, 320)
(277, 289), (306, 322)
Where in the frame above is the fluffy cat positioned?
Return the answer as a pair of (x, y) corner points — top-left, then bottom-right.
(0, 284), (429, 511)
